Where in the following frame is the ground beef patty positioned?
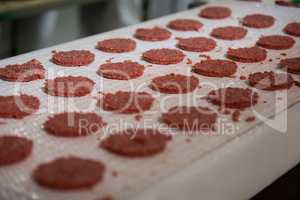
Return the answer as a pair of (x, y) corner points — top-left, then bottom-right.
(97, 38), (136, 53)
(168, 19), (203, 31)
(0, 95), (40, 119)
(227, 46), (267, 63)
(33, 157), (105, 190)
(242, 14), (275, 28)
(284, 22), (300, 37)
(207, 87), (259, 109)
(98, 60), (145, 80)
(150, 73), (199, 94)
(134, 27), (171, 41)
(100, 129), (171, 157)
(248, 71), (294, 90)
(192, 59), (237, 77)
(0, 59), (45, 82)
(275, 0), (300, 8)
(161, 106), (217, 132)
(211, 26), (247, 40)
(256, 35), (295, 50)
(43, 112), (106, 137)
(177, 37), (216, 52)
(199, 6), (231, 19)
(280, 57), (300, 74)
(0, 135), (33, 166)
(99, 91), (154, 114)
(142, 48), (185, 65)
(44, 76), (95, 97)
(52, 50), (95, 66)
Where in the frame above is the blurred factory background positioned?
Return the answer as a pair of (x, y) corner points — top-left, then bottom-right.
(0, 0), (202, 58)
(0, 0), (295, 59)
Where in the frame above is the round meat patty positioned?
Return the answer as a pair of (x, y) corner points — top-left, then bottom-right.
(0, 95), (40, 119)
(284, 22), (300, 37)
(44, 76), (95, 97)
(100, 91), (154, 114)
(192, 59), (237, 77)
(142, 48), (185, 65)
(150, 73), (199, 94)
(207, 87), (259, 109)
(211, 26), (247, 40)
(167, 19), (203, 31)
(0, 59), (45, 82)
(161, 106), (217, 132)
(134, 27), (171, 41)
(177, 37), (216, 52)
(256, 35), (295, 50)
(199, 6), (231, 19)
(242, 14), (275, 28)
(98, 60), (145, 80)
(275, 0), (300, 8)
(0, 135), (33, 166)
(227, 46), (267, 63)
(248, 71), (294, 90)
(52, 50), (95, 66)
(280, 57), (300, 74)
(97, 38), (136, 53)
(43, 112), (106, 137)
(33, 156), (105, 190)
(100, 129), (170, 157)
